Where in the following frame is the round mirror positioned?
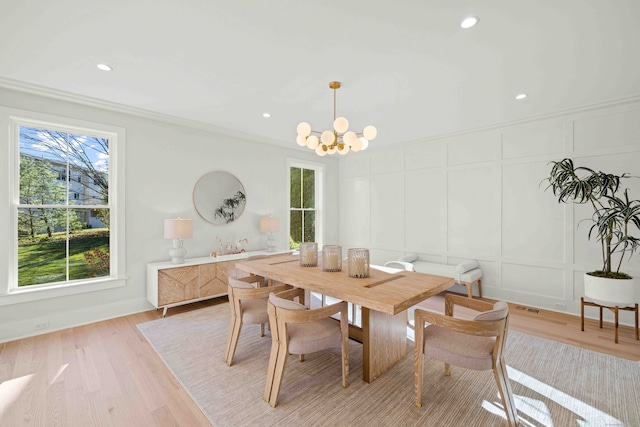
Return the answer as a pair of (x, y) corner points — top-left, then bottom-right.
(193, 171), (246, 225)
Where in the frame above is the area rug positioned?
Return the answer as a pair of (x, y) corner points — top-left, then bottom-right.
(137, 303), (640, 426)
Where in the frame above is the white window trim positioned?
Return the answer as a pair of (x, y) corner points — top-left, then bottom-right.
(0, 107), (126, 306)
(287, 158), (324, 248)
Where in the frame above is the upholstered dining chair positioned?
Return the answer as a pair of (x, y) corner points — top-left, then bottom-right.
(264, 288), (349, 407)
(223, 272), (289, 366)
(414, 293), (519, 427)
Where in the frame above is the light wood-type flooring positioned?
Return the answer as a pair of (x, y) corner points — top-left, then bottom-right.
(1, 294), (638, 426)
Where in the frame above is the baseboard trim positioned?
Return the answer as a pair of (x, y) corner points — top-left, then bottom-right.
(0, 297), (153, 344)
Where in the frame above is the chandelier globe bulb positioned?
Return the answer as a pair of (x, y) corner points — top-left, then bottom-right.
(306, 135), (319, 149)
(333, 117), (349, 133)
(363, 125), (377, 140)
(350, 137), (363, 152)
(297, 122), (312, 137)
(343, 131), (357, 146)
(321, 130), (335, 145)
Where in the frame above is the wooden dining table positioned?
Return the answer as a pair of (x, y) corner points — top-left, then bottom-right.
(235, 252), (454, 383)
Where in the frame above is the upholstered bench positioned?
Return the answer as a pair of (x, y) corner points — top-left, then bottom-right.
(384, 254), (482, 299)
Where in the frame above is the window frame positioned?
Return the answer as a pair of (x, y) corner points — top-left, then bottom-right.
(287, 158), (324, 249)
(0, 108), (126, 306)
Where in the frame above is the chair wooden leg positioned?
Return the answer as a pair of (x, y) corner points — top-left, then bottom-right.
(268, 342), (289, 407)
(260, 322), (265, 337)
(340, 316), (349, 389)
(263, 334), (280, 403)
(223, 316), (236, 364)
(444, 363), (451, 376)
(414, 322), (424, 407)
(477, 279), (482, 298)
(493, 357), (519, 426)
(466, 282), (473, 299)
(299, 354), (304, 362)
(224, 315), (242, 366)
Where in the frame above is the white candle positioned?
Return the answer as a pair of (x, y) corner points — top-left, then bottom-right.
(322, 245), (342, 271)
(328, 253), (339, 270)
(300, 243), (318, 266)
(355, 257), (365, 277)
(348, 248), (369, 278)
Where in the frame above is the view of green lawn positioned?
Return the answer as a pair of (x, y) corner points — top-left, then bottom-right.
(18, 229), (109, 286)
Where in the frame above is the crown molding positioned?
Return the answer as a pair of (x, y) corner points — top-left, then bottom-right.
(0, 77), (291, 148)
(396, 94), (640, 148)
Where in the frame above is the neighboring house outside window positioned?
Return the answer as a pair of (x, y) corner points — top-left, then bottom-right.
(0, 108), (126, 305)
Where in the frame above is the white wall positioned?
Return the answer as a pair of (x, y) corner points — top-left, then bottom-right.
(339, 99), (640, 325)
(0, 86), (340, 343)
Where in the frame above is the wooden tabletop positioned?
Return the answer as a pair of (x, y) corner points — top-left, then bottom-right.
(235, 253), (454, 315)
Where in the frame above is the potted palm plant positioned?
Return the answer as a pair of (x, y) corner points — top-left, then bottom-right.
(546, 158), (640, 304)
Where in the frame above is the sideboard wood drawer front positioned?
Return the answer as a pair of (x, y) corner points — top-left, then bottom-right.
(200, 262), (228, 297)
(158, 265), (199, 305)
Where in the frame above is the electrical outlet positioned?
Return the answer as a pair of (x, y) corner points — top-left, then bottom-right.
(554, 303), (566, 310)
(35, 321), (50, 330)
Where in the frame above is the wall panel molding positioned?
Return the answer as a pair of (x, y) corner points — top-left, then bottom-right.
(339, 97), (640, 325)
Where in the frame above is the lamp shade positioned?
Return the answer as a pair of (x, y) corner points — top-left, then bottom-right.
(164, 218), (193, 239)
(260, 217), (280, 233)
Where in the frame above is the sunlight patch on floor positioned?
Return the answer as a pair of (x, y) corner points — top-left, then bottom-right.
(0, 374), (33, 417)
(49, 363), (69, 386)
(507, 366), (621, 426)
(481, 400), (515, 425)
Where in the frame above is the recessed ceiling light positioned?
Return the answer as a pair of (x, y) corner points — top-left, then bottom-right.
(460, 16), (479, 29)
(96, 63), (112, 71)
(262, 112), (271, 118)
(515, 93), (528, 100)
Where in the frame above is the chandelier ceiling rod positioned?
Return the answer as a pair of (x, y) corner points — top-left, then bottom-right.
(331, 81), (339, 123)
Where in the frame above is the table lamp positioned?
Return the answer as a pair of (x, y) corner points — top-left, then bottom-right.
(164, 218), (193, 263)
(260, 217), (280, 252)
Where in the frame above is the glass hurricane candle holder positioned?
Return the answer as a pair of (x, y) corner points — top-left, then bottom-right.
(322, 245), (342, 272)
(348, 248), (370, 278)
(299, 242), (318, 267)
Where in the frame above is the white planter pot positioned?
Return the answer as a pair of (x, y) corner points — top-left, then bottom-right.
(584, 273), (637, 306)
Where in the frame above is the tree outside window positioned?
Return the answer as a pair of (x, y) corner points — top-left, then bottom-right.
(17, 126), (111, 286)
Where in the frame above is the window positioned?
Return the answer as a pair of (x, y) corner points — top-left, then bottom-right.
(288, 160), (323, 249)
(1, 108), (125, 304)
(18, 125), (111, 286)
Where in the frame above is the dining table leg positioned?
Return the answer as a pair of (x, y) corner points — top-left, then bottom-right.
(361, 307), (408, 382)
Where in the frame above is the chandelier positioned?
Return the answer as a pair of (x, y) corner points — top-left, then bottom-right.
(296, 81), (377, 156)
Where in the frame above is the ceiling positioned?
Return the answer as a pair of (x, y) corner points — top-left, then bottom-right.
(2, 1), (640, 148)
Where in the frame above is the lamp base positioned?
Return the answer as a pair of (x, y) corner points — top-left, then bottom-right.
(266, 233), (277, 253)
(169, 239), (187, 264)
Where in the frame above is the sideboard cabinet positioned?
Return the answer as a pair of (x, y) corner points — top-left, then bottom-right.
(147, 250), (282, 316)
